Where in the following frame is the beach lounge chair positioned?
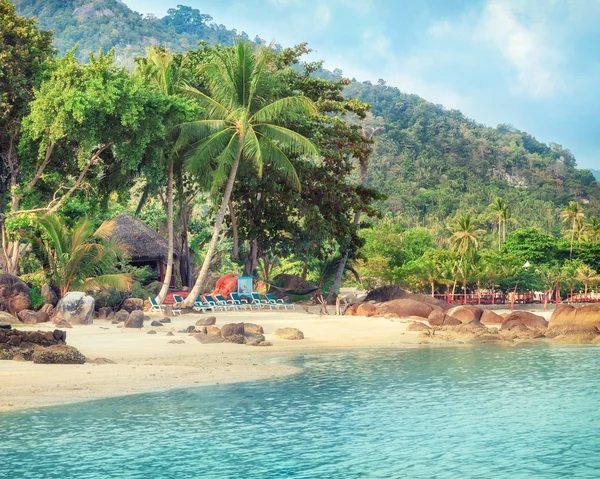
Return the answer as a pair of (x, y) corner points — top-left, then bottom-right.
(173, 294), (213, 313)
(230, 292), (252, 310)
(215, 294), (239, 311)
(265, 293), (295, 311)
(149, 297), (165, 313)
(206, 294), (235, 311)
(193, 295), (217, 312)
(250, 292), (271, 310)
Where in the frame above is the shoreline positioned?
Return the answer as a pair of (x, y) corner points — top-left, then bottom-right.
(0, 308), (555, 413)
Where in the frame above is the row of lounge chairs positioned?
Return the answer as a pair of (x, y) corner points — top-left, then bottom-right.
(174, 292), (296, 312)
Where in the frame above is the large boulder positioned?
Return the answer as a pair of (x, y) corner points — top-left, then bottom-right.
(120, 298), (144, 313)
(0, 311), (17, 323)
(194, 333), (225, 344)
(32, 344), (86, 364)
(41, 285), (58, 306)
(114, 310), (130, 322)
(97, 307), (113, 320)
(344, 304), (359, 316)
(196, 316), (216, 327)
(547, 305), (600, 342)
(244, 332), (266, 346)
(221, 322), (244, 339)
(0, 274), (31, 314)
(54, 292), (95, 325)
(39, 303), (54, 317)
(275, 327), (304, 340)
(364, 286), (451, 310)
(502, 312), (548, 331)
(356, 303), (377, 317)
(243, 323), (264, 334)
(406, 321), (431, 332)
(124, 310), (144, 328)
(427, 308), (446, 326)
(446, 305), (483, 324)
(380, 299), (433, 319)
(480, 310), (504, 326)
(17, 309), (49, 324)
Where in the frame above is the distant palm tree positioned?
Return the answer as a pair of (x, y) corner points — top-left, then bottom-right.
(561, 201), (585, 260)
(576, 264), (599, 299)
(489, 197), (506, 250)
(585, 216), (600, 243)
(449, 213), (484, 262)
(179, 43), (318, 307)
(33, 214), (133, 297)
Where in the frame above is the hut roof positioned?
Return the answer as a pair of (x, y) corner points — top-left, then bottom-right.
(103, 213), (178, 261)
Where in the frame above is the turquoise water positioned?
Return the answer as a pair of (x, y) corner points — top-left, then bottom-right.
(2, 346), (600, 478)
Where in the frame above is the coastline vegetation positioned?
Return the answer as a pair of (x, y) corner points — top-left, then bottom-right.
(1, 0), (599, 307)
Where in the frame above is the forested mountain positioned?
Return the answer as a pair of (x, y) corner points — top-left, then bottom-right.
(13, 0), (599, 236)
(14, 0), (260, 64)
(591, 169), (600, 181)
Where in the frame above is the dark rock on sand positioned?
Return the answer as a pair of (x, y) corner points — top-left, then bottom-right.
(32, 344), (86, 364)
(196, 316), (216, 326)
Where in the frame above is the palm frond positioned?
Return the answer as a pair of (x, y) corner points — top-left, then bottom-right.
(255, 124), (318, 158)
(185, 128), (235, 175)
(252, 96), (318, 124)
(180, 83), (229, 119)
(257, 135), (300, 189)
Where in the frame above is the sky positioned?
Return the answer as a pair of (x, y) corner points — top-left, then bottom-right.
(125, 0), (600, 171)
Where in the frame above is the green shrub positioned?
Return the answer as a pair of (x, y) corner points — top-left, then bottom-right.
(29, 288), (46, 310)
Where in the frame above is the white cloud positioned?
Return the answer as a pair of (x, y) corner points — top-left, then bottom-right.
(315, 3), (332, 29)
(478, 0), (563, 98)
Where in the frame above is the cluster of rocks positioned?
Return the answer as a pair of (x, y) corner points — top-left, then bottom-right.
(190, 319), (304, 346)
(346, 287), (600, 344)
(0, 326), (84, 363)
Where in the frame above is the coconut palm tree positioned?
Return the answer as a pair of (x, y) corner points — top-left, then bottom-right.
(33, 214), (133, 297)
(576, 264), (599, 299)
(449, 213), (484, 262)
(585, 216), (600, 243)
(489, 197), (506, 250)
(179, 43), (318, 307)
(561, 201), (585, 260)
(141, 47), (183, 304)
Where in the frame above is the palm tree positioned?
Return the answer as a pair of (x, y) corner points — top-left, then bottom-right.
(561, 201), (585, 260)
(33, 214), (133, 297)
(585, 216), (600, 243)
(576, 264), (599, 300)
(141, 47), (182, 304)
(489, 197), (506, 250)
(449, 213), (484, 262)
(179, 43), (318, 307)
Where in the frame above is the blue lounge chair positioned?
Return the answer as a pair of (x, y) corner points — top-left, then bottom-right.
(265, 293), (295, 311)
(215, 294), (239, 311)
(230, 292), (252, 310)
(149, 297), (165, 313)
(194, 295), (217, 312)
(206, 294), (235, 311)
(250, 292), (271, 310)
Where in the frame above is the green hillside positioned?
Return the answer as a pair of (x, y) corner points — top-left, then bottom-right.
(14, 0), (600, 236)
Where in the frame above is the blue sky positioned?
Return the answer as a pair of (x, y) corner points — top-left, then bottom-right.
(125, 0), (600, 171)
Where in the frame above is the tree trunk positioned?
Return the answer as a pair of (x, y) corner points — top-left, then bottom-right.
(156, 157), (174, 304)
(229, 199), (239, 260)
(327, 209), (360, 303)
(245, 239), (258, 276)
(431, 281), (435, 297)
(570, 219), (575, 260)
(183, 140), (242, 308)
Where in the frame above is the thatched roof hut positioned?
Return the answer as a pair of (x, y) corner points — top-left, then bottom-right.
(102, 213), (178, 283)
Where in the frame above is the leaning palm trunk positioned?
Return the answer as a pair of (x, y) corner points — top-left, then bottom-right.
(327, 210), (360, 303)
(183, 148), (241, 308)
(156, 157), (174, 304)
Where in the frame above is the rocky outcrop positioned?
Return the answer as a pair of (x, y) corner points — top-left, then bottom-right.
(124, 310), (144, 328)
(196, 316), (216, 327)
(275, 327), (304, 340)
(54, 292), (95, 325)
(194, 332), (225, 344)
(0, 274), (31, 314)
(480, 310), (504, 326)
(0, 328), (68, 361)
(120, 298), (143, 313)
(32, 344), (85, 364)
(501, 312), (548, 331)
(41, 285), (58, 306)
(39, 303), (54, 317)
(380, 299), (434, 319)
(356, 303), (377, 317)
(446, 305), (483, 324)
(206, 326), (221, 335)
(407, 321), (431, 332)
(244, 332), (266, 346)
(114, 310), (129, 322)
(221, 322), (244, 339)
(364, 286), (450, 310)
(17, 309), (49, 324)
(243, 323), (264, 334)
(97, 307), (113, 319)
(547, 305), (600, 343)
(0, 311), (16, 323)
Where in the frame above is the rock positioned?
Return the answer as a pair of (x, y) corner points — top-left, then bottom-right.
(437, 316), (462, 328)
(147, 330), (157, 334)
(453, 320), (488, 334)
(87, 357), (116, 364)
(32, 345), (86, 364)
(547, 305), (600, 338)
(40, 303), (54, 317)
(275, 327), (304, 340)
(168, 339), (186, 344)
(221, 322), (244, 338)
(0, 274), (31, 314)
(97, 307), (113, 320)
(206, 326), (221, 335)
(114, 310), (129, 322)
(120, 297), (144, 313)
(185, 325), (196, 333)
(106, 312), (115, 321)
(17, 309), (49, 324)
(480, 310), (504, 326)
(143, 315), (151, 322)
(0, 322), (11, 330)
(166, 331), (174, 336)
(54, 292), (95, 325)
(159, 317), (171, 324)
(150, 320), (163, 327)
(194, 333), (226, 344)
(257, 341), (273, 347)
(124, 310), (144, 328)
(407, 321), (431, 332)
(54, 319), (72, 329)
(195, 326), (207, 334)
(427, 308), (446, 325)
(243, 323), (264, 334)
(364, 286), (451, 310)
(271, 274), (316, 297)
(245, 333), (266, 346)
(356, 303), (377, 317)
(446, 305), (483, 323)
(0, 311), (16, 323)
(344, 304), (359, 316)
(196, 316), (216, 327)
(225, 334), (246, 344)
(380, 298), (434, 319)
(502, 312), (548, 331)
(500, 319), (531, 332)
(40, 285), (58, 306)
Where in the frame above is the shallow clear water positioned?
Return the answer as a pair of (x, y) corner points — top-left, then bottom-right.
(2, 345), (600, 478)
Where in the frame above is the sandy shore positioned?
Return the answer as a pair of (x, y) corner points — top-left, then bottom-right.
(0, 309), (429, 413)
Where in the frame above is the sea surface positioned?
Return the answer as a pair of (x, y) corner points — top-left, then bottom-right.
(1, 345), (600, 478)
